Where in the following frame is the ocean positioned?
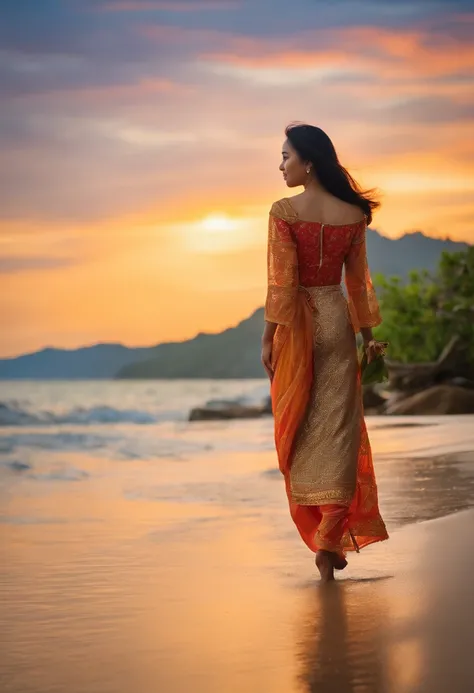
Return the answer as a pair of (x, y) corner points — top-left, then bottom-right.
(0, 378), (273, 464)
(2, 379), (474, 527)
(2, 380), (474, 693)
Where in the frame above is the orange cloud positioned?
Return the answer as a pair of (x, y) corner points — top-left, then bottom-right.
(199, 21), (474, 80)
(341, 24), (474, 78)
(202, 49), (346, 70)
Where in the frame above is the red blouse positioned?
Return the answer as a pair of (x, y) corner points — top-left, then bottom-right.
(264, 198), (382, 332)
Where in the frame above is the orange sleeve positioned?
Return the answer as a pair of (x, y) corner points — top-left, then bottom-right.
(264, 210), (298, 325)
(344, 224), (382, 333)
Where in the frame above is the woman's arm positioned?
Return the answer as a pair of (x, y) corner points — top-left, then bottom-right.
(262, 320), (277, 345)
(344, 223), (382, 340)
(261, 204), (298, 378)
(345, 224), (385, 362)
(360, 326), (374, 346)
(264, 209), (298, 326)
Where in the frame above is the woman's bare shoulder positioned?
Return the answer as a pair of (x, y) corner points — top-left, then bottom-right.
(287, 194), (365, 225)
(329, 200), (366, 224)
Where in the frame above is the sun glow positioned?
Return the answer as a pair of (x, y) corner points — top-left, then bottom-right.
(200, 213), (237, 234)
(175, 212), (262, 254)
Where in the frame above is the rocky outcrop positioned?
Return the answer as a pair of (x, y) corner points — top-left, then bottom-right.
(383, 338), (474, 415)
(189, 397), (272, 421)
(189, 389), (388, 421)
(189, 384), (474, 420)
(384, 385), (474, 415)
(386, 337), (472, 393)
(189, 403), (270, 421)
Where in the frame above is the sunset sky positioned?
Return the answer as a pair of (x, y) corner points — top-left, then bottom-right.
(1, 0), (473, 358)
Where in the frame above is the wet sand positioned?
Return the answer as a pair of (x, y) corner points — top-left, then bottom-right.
(1, 445), (474, 692)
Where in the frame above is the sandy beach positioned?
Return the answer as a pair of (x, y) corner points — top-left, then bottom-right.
(5, 502), (474, 693)
(1, 384), (474, 692)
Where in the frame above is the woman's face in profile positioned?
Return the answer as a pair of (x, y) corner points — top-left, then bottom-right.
(279, 139), (306, 188)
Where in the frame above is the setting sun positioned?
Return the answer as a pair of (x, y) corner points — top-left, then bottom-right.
(174, 212), (262, 255)
(200, 213), (236, 234)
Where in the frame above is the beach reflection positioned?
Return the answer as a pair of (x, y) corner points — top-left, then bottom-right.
(297, 580), (390, 693)
(2, 408), (474, 693)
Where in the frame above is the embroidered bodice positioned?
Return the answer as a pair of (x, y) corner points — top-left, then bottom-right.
(264, 198), (381, 332)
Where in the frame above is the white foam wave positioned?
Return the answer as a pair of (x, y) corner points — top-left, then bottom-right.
(0, 402), (159, 427)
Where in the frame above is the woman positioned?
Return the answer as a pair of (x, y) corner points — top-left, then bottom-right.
(261, 123), (388, 582)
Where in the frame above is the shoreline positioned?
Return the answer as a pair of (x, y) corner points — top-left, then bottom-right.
(2, 412), (474, 691)
(2, 493), (474, 692)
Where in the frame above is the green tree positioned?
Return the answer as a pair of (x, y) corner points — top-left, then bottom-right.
(374, 247), (474, 365)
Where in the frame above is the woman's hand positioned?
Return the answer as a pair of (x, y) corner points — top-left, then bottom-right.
(261, 340), (274, 381)
(364, 339), (388, 364)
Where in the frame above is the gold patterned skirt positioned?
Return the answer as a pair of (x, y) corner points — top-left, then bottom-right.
(289, 285), (361, 506)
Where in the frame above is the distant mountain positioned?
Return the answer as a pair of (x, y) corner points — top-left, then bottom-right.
(116, 309), (264, 379)
(0, 229), (468, 379)
(365, 229), (467, 279)
(0, 343), (158, 380)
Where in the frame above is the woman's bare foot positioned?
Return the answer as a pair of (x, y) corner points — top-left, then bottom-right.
(332, 553), (348, 571)
(315, 550), (335, 583)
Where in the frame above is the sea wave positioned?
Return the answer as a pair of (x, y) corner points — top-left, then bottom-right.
(0, 401), (163, 427)
(0, 390), (271, 427)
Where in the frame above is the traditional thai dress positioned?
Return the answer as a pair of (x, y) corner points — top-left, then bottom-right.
(265, 198), (388, 554)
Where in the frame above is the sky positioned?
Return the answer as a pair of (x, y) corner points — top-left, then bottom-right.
(1, 0), (473, 358)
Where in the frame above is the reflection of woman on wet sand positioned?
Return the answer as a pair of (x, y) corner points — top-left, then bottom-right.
(298, 584), (387, 692)
(261, 124), (388, 582)
(299, 586), (353, 692)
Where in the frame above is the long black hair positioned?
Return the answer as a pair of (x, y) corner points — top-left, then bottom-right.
(285, 123), (380, 225)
